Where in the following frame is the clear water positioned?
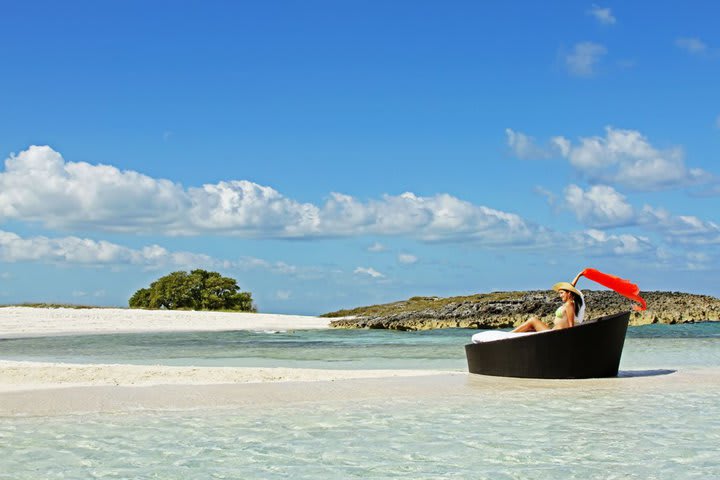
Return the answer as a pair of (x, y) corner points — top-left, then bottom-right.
(1, 323), (720, 479)
(2, 322), (720, 369)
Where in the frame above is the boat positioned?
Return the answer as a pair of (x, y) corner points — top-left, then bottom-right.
(465, 311), (630, 379)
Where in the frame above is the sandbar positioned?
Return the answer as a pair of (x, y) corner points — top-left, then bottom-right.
(0, 306), (331, 338)
(0, 307), (461, 416)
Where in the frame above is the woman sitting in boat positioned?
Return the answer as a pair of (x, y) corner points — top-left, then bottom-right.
(511, 275), (585, 333)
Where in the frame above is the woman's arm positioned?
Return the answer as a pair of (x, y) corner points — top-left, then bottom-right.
(566, 300), (575, 327)
(571, 271), (584, 287)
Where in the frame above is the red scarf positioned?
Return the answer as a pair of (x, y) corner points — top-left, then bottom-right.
(581, 268), (647, 311)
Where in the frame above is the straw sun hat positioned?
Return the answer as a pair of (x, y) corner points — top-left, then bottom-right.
(552, 282), (582, 296)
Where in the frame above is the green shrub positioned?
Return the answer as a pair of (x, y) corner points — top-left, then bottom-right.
(129, 269), (256, 312)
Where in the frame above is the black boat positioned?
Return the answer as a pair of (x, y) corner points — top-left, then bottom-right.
(465, 311), (630, 379)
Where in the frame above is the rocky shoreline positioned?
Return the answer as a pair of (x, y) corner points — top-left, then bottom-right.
(325, 291), (720, 330)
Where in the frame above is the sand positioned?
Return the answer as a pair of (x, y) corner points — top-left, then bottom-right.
(0, 307), (456, 415)
(0, 306), (331, 337)
(0, 360), (451, 393)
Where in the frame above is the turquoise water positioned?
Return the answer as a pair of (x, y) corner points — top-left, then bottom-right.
(2, 322), (720, 369)
(1, 323), (720, 478)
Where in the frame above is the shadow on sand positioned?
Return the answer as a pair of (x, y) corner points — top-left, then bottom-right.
(618, 369), (676, 378)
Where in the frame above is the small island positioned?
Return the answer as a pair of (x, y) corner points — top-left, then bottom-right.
(323, 290), (720, 330)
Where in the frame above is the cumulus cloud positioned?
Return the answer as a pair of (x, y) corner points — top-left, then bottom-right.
(398, 253), (418, 264)
(572, 229), (653, 256)
(0, 229), (214, 267)
(550, 127), (711, 190)
(354, 267), (385, 278)
(588, 5), (616, 25)
(563, 184), (636, 227)
(639, 206), (720, 244)
(0, 146), (542, 246)
(0, 229), (312, 274)
(0, 146), (190, 232)
(675, 37), (708, 55)
(558, 183), (719, 244)
(565, 42), (607, 77)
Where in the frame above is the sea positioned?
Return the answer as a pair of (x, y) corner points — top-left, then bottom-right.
(1, 322), (719, 479)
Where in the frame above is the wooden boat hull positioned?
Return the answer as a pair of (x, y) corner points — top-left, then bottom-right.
(465, 311), (630, 379)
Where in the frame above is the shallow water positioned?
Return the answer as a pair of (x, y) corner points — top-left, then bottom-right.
(2, 322), (720, 370)
(2, 374), (719, 479)
(1, 323), (719, 478)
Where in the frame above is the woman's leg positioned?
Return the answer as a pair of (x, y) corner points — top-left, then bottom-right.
(512, 315), (551, 333)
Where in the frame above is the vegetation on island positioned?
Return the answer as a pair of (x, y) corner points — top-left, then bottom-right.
(129, 269), (256, 312)
(324, 290), (720, 330)
(320, 293), (515, 319)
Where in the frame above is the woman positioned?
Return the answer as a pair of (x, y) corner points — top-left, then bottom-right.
(512, 276), (585, 333)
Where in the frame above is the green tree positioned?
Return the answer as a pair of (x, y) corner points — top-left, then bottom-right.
(128, 270), (256, 312)
(128, 288), (151, 308)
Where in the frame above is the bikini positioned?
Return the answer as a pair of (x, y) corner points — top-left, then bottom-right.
(557, 299), (586, 324)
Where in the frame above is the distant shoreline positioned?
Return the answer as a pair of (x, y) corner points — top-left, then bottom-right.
(325, 290), (720, 330)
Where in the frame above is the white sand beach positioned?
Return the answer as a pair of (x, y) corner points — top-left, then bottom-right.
(0, 359), (451, 393)
(0, 306), (332, 337)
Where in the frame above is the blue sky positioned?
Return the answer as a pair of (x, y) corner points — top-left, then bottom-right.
(1, 1), (719, 314)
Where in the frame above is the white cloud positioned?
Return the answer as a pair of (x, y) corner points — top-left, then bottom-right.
(675, 37), (708, 55)
(564, 184), (635, 227)
(398, 253), (418, 264)
(187, 180), (320, 237)
(715, 115), (720, 129)
(505, 131), (570, 160)
(639, 206), (720, 244)
(0, 146), (190, 232)
(553, 127), (712, 190)
(551, 136), (571, 157)
(572, 229), (653, 255)
(0, 229), (213, 267)
(505, 129), (551, 159)
(233, 257), (299, 275)
(0, 272), (10, 280)
(560, 184), (720, 245)
(565, 42), (607, 77)
(368, 242), (387, 252)
(0, 146), (542, 246)
(354, 267), (385, 278)
(588, 5), (616, 25)
(0, 229), (315, 276)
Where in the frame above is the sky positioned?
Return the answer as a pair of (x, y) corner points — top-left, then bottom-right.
(0, 1), (719, 314)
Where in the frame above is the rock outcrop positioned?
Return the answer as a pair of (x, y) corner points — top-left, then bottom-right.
(325, 291), (720, 330)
